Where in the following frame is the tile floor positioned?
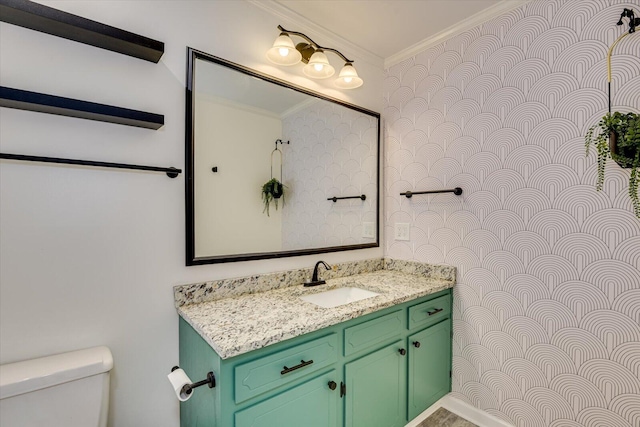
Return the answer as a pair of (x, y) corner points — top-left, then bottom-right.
(418, 407), (479, 427)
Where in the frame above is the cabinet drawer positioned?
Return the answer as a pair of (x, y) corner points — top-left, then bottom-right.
(408, 294), (451, 330)
(344, 310), (403, 356)
(234, 334), (337, 403)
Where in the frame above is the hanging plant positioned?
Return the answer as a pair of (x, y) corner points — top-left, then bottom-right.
(585, 8), (640, 218)
(585, 112), (640, 218)
(261, 178), (285, 216)
(262, 139), (289, 216)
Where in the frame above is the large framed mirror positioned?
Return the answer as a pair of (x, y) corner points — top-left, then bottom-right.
(186, 48), (380, 265)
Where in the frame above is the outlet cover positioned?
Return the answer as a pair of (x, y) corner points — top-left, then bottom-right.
(362, 222), (375, 238)
(395, 223), (410, 241)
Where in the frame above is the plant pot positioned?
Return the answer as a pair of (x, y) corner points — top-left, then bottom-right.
(610, 131), (636, 168)
(272, 183), (283, 199)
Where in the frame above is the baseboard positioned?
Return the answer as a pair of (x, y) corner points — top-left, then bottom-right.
(404, 396), (449, 427)
(405, 394), (515, 427)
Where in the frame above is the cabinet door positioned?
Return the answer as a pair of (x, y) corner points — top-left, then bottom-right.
(235, 370), (339, 427)
(407, 320), (451, 420)
(345, 341), (407, 427)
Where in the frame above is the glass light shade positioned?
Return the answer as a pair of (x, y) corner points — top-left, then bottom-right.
(303, 50), (335, 79)
(266, 34), (302, 66)
(335, 63), (363, 89)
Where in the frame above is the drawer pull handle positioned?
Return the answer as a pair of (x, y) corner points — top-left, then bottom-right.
(427, 308), (443, 316)
(281, 359), (314, 375)
(328, 381), (337, 390)
(399, 348), (406, 356)
(413, 341), (421, 348)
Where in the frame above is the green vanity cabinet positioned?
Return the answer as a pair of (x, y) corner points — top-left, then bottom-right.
(178, 288), (452, 427)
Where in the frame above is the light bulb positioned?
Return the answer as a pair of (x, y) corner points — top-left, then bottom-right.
(335, 63), (363, 89)
(303, 50), (334, 79)
(266, 33), (302, 66)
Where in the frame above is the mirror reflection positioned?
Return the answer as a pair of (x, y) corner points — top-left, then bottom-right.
(187, 49), (380, 264)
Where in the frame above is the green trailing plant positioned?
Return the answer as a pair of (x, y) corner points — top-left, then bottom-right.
(261, 178), (285, 216)
(585, 111), (640, 218)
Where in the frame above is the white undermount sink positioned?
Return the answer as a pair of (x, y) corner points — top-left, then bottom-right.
(300, 287), (380, 308)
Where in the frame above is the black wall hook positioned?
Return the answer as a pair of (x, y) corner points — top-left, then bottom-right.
(275, 139), (290, 149)
(617, 8), (640, 33)
(171, 366), (215, 396)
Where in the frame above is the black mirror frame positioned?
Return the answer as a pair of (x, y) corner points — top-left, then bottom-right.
(185, 47), (380, 265)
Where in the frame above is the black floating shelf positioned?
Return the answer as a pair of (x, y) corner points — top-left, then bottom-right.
(0, 86), (164, 130)
(0, 0), (164, 63)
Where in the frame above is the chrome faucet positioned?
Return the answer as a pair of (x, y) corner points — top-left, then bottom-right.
(304, 261), (332, 287)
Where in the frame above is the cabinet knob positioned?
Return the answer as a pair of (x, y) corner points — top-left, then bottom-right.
(398, 348), (406, 356)
(328, 381), (337, 391)
(413, 341), (421, 348)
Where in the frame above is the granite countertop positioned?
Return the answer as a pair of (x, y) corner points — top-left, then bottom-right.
(176, 260), (455, 359)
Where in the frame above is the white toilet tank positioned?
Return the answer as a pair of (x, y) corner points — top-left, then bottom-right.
(0, 346), (113, 427)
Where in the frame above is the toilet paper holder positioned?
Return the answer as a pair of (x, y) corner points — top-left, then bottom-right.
(171, 366), (216, 396)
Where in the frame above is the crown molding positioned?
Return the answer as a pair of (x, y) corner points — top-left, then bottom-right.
(281, 98), (319, 119)
(196, 93), (281, 120)
(384, 0), (533, 69)
(247, 0), (384, 68)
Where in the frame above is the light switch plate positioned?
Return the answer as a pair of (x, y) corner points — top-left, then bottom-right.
(395, 223), (410, 241)
(362, 222), (375, 238)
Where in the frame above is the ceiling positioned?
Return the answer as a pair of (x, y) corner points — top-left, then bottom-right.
(275, 0), (504, 61)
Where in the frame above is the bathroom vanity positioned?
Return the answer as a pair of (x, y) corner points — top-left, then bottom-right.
(175, 260), (455, 427)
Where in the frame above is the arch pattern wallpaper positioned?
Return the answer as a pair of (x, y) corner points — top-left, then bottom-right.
(281, 101), (378, 249)
(384, 1), (640, 426)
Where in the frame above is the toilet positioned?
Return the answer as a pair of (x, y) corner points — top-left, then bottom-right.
(0, 346), (113, 427)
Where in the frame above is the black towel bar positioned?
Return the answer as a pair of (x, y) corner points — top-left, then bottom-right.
(1, 153), (181, 178)
(401, 188), (462, 198)
(328, 194), (366, 202)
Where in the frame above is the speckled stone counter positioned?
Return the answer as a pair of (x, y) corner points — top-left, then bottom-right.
(175, 259), (455, 359)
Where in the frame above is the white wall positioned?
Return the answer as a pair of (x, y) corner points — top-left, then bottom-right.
(195, 96), (283, 256)
(0, 2), (384, 426)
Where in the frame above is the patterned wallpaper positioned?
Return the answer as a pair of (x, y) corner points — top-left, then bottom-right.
(384, 1), (640, 426)
(281, 99), (378, 250)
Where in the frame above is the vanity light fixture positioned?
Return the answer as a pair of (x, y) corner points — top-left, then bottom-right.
(266, 25), (363, 89)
